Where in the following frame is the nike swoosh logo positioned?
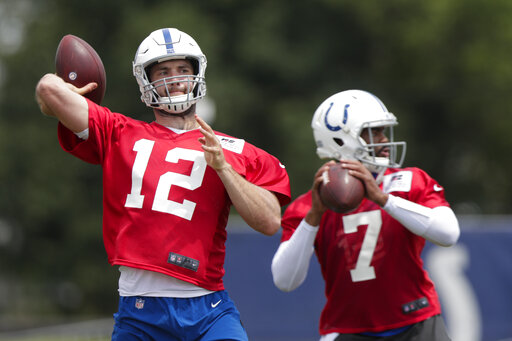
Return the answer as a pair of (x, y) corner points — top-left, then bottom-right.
(434, 184), (443, 191)
(211, 299), (222, 308)
(279, 163), (286, 168)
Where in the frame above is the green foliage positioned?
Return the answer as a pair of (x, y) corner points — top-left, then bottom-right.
(0, 0), (511, 323)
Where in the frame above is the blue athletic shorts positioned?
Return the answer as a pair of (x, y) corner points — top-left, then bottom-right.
(111, 290), (248, 341)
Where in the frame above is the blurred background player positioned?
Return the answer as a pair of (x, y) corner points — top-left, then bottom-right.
(36, 28), (290, 340)
(271, 90), (459, 341)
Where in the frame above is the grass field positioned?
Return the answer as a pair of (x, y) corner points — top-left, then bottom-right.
(0, 318), (113, 341)
(2, 336), (110, 341)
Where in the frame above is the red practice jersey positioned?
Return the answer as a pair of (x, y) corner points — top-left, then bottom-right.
(281, 167), (449, 334)
(59, 100), (291, 291)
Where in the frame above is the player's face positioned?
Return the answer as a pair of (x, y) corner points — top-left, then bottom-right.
(149, 59), (195, 97)
(360, 127), (390, 158)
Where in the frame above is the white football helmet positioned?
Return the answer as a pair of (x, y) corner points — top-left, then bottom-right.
(133, 28), (207, 114)
(312, 90), (406, 177)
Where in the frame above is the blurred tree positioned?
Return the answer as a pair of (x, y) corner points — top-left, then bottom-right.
(0, 0), (511, 325)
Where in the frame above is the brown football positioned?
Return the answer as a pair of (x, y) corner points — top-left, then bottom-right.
(318, 163), (365, 213)
(55, 34), (106, 105)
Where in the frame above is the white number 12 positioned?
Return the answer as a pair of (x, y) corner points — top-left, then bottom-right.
(124, 139), (207, 221)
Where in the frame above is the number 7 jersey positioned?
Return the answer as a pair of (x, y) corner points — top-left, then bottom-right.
(58, 100), (290, 291)
(280, 167), (449, 334)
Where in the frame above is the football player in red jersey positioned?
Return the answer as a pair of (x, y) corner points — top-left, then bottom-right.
(271, 90), (459, 341)
(36, 28), (290, 340)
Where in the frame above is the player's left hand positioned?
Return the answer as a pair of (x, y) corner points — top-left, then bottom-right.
(305, 160), (334, 226)
(196, 115), (229, 171)
(340, 159), (388, 207)
(66, 80), (98, 96)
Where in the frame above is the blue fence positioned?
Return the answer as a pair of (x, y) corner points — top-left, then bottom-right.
(223, 216), (512, 341)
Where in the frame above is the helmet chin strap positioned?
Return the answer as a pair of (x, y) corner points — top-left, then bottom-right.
(363, 161), (386, 184)
(373, 171), (385, 185)
(155, 103), (196, 118)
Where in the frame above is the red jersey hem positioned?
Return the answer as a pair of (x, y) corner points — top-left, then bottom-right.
(112, 259), (225, 292)
(320, 310), (441, 335)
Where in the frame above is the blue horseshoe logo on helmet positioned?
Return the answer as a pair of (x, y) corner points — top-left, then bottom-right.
(324, 102), (349, 131)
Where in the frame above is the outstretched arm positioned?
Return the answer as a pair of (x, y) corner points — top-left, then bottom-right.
(196, 115), (281, 236)
(272, 219), (318, 291)
(271, 161), (334, 291)
(35, 73), (97, 132)
(382, 195), (460, 247)
(342, 159), (460, 247)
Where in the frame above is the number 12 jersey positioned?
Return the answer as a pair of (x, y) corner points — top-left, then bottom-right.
(58, 100), (291, 291)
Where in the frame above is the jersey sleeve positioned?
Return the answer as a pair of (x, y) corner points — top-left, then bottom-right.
(407, 168), (450, 208)
(57, 99), (125, 164)
(280, 192), (312, 242)
(246, 153), (291, 206)
(383, 167), (450, 209)
(223, 138), (291, 206)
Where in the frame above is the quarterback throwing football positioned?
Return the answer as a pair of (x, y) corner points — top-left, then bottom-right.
(36, 28), (290, 340)
(271, 90), (459, 341)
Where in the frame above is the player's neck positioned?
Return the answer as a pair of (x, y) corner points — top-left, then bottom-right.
(153, 108), (199, 130)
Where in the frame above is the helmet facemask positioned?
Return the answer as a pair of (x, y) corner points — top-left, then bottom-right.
(141, 62), (205, 114)
(357, 123), (406, 176)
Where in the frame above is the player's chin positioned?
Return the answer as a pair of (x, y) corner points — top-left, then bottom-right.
(377, 148), (390, 158)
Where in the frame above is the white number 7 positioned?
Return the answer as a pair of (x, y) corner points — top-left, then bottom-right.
(343, 210), (382, 282)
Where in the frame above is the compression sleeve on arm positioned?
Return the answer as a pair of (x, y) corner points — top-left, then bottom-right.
(271, 219), (319, 292)
(74, 128), (89, 140)
(382, 194), (460, 247)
